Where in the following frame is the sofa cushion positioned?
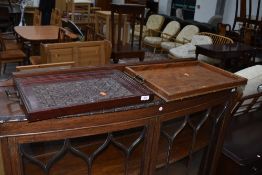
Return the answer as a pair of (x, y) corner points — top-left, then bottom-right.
(144, 36), (167, 46)
(169, 43), (196, 58)
(161, 41), (182, 51)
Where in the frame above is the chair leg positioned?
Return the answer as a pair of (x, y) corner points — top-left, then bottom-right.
(3, 63), (7, 75)
(1, 63), (4, 76)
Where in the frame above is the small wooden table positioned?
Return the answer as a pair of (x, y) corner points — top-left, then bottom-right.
(95, 10), (128, 43)
(14, 26), (60, 42)
(14, 26), (77, 56)
(196, 42), (256, 69)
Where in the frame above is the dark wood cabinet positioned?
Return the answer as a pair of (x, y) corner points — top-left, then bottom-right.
(0, 61), (246, 175)
(95, 0), (111, 10)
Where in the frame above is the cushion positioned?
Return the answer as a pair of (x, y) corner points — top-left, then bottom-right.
(176, 25), (199, 43)
(144, 36), (167, 46)
(169, 35), (213, 60)
(161, 41), (182, 51)
(146, 14), (165, 30)
(161, 21), (180, 40)
(191, 35), (213, 45)
(235, 65), (262, 97)
(169, 43), (196, 58)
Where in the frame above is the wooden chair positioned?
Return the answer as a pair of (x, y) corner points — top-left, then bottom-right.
(143, 21), (180, 53)
(33, 9), (41, 26)
(85, 6), (102, 41)
(30, 40), (112, 67)
(160, 25), (200, 51)
(168, 32), (234, 65)
(217, 23), (231, 36)
(50, 8), (61, 26)
(196, 32), (233, 65)
(198, 32), (234, 45)
(58, 27), (77, 43)
(0, 32), (22, 51)
(232, 0), (261, 32)
(111, 3), (145, 63)
(0, 32), (26, 75)
(66, 0), (92, 25)
(134, 14), (165, 39)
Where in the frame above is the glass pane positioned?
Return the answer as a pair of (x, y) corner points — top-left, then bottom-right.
(20, 127), (146, 175)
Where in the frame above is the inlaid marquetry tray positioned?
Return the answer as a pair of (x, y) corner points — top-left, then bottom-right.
(14, 69), (154, 121)
(125, 61), (247, 101)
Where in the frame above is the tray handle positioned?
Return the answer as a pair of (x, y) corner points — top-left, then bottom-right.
(5, 89), (22, 104)
(134, 75), (145, 84)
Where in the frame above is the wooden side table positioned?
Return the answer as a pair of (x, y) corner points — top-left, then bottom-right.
(95, 10), (128, 43)
(196, 42), (256, 70)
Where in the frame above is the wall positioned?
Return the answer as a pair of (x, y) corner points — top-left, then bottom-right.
(158, 0), (172, 15)
(194, 0), (217, 22)
(158, 0), (217, 22)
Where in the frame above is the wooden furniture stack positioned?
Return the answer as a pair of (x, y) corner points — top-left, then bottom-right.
(66, 0), (93, 27)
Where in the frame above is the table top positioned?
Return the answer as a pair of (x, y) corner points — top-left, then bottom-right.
(196, 42), (255, 53)
(14, 26), (59, 41)
(96, 10), (123, 16)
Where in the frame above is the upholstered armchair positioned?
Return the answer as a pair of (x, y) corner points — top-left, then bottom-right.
(168, 35), (216, 63)
(168, 32), (234, 65)
(143, 21), (180, 53)
(160, 24), (199, 51)
(134, 14), (165, 39)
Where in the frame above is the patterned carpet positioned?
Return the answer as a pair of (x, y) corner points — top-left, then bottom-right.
(118, 50), (170, 64)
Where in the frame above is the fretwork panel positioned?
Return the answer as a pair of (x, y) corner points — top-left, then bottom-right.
(155, 103), (228, 175)
(20, 127), (147, 175)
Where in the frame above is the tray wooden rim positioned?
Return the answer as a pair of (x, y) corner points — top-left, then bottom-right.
(14, 69), (154, 122)
(125, 61), (247, 102)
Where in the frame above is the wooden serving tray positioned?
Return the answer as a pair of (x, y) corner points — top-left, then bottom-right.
(125, 61), (247, 101)
(14, 69), (154, 121)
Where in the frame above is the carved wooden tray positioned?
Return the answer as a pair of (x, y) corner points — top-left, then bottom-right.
(14, 69), (154, 121)
(125, 61), (247, 101)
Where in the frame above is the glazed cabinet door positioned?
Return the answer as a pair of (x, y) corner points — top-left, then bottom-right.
(3, 118), (155, 175)
(150, 90), (236, 175)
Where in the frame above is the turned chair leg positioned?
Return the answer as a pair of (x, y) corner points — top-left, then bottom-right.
(0, 63), (4, 76)
(3, 63), (7, 75)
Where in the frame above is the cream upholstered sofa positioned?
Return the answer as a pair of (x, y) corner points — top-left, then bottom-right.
(233, 65), (262, 116)
(143, 21), (180, 53)
(134, 14), (165, 39)
(160, 24), (199, 51)
(235, 65), (262, 97)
